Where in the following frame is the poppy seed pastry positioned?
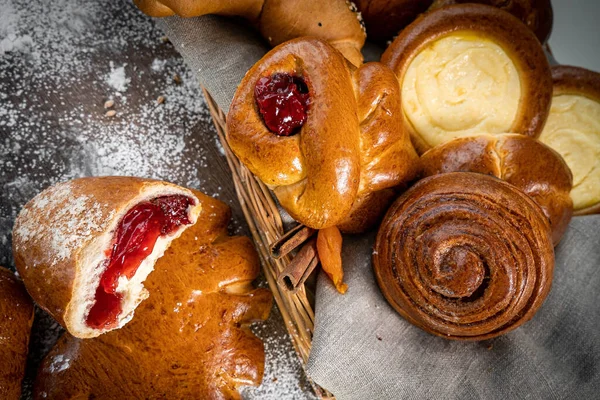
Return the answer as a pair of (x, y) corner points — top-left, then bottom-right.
(538, 65), (600, 215)
(227, 37), (419, 232)
(373, 173), (554, 340)
(421, 134), (573, 245)
(12, 176), (201, 338)
(381, 4), (552, 153)
(34, 192), (272, 400)
(0, 267), (34, 400)
(134, 0), (366, 66)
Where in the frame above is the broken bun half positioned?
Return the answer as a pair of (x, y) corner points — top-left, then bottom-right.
(12, 176), (201, 339)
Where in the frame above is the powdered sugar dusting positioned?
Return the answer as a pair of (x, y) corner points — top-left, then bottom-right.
(105, 62), (131, 93)
(14, 181), (113, 267)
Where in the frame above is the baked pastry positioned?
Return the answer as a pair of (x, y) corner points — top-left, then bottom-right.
(34, 192), (272, 400)
(227, 37), (419, 232)
(421, 134), (573, 245)
(538, 65), (600, 215)
(0, 267), (34, 400)
(428, 0), (553, 43)
(134, 0), (366, 66)
(381, 4), (552, 153)
(354, 0), (433, 44)
(12, 177), (201, 338)
(373, 172), (554, 340)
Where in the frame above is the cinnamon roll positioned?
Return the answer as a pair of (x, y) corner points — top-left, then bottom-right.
(373, 172), (554, 340)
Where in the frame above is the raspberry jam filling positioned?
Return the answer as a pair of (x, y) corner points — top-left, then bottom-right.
(255, 72), (310, 136)
(86, 195), (195, 329)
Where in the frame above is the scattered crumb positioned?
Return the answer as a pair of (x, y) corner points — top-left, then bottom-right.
(156, 95), (165, 104)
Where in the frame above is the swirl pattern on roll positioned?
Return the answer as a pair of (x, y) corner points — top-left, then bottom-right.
(373, 172), (554, 340)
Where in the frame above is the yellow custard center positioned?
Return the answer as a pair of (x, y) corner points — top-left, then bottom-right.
(402, 34), (521, 148)
(539, 94), (600, 210)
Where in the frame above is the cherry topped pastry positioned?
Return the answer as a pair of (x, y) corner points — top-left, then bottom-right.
(12, 176), (201, 338)
(228, 38), (419, 231)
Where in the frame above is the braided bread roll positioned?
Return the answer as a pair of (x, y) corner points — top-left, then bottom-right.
(34, 193), (272, 399)
(227, 38), (419, 231)
(428, 0), (553, 43)
(421, 134), (573, 245)
(134, 0), (366, 66)
(0, 267), (34, 400)
(373, 173), (554, 340)
(381, 4), (552, 153)
(538, 66), (600, 215)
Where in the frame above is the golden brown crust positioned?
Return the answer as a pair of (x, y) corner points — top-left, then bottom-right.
(428, 0), (553, 43)
(355, 0), (434, 44)
(373, 172), (554, 340)
(0, 267), (34, 400)
(543, 66), (600, 216)
(551, 65), (600, 103)
(34, 193), (272, 400)
(227, 39), (419, 231)
(421, 134), (573, 245)
(338, 62), (420, 232)
(134, 0), (366, 66)
(227, 38), (361, 229)
(12, 176), (200, 338)
(381, 3), (552, 153)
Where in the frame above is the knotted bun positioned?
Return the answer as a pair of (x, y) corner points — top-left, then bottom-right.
(421, 134), (573, 245)
(227, 38), (418, 231)
(373, 172), (554, 340)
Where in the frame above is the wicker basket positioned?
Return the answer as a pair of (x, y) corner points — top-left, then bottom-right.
(202, 88), (334, 399)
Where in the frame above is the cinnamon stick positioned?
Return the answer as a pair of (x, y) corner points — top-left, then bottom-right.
(277, 239), (319, 293)
(270, 224), (316, 259)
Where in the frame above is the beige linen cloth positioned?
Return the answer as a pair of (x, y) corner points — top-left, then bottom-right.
(158, 14), (600, 400)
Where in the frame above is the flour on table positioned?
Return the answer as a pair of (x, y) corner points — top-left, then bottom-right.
(106, 61), (130, 92)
